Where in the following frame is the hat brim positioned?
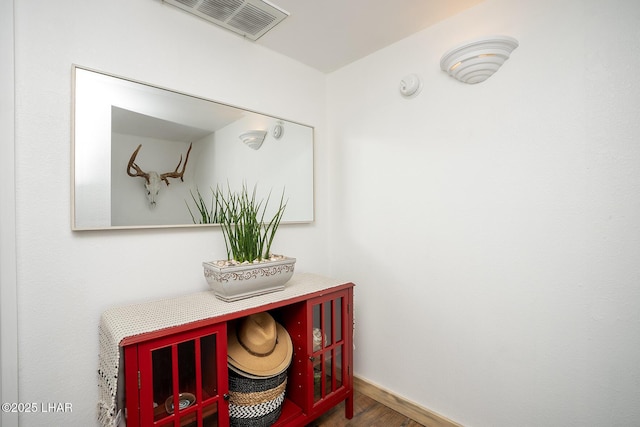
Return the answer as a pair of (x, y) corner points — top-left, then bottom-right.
(227, 321), (293, 377)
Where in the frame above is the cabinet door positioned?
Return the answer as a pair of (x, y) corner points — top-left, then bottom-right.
(309, 290), (351, 410)
(138, 323), (228, 427)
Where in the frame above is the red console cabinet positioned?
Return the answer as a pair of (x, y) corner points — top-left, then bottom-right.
(107, 274), (353, 427)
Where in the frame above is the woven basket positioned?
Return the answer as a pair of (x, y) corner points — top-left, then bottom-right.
(228, 369), (287, 427)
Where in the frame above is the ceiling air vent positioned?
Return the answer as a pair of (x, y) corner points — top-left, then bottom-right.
(163, 0), (289, 40)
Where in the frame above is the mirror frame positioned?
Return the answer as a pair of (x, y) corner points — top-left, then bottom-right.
(71, 65), (315, 230)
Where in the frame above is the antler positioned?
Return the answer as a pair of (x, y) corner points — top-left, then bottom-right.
(160, 142), (193, 185)
(126, 144), (150, 183)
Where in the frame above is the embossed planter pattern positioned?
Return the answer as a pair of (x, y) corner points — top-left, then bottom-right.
(203, 257), (296, 302)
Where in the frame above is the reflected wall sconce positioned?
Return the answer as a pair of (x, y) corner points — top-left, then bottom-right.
(440, 35), (518, 84)
(240, 130), (267, 150)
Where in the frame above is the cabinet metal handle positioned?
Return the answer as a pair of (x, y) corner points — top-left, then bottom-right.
(223, 393), (230, 401)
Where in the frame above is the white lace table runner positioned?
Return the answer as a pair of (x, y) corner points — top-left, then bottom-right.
(97, 273), (346, 427)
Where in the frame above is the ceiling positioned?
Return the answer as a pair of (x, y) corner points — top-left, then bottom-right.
(112, 0), (487, 137)
(255, 0), (485, 73)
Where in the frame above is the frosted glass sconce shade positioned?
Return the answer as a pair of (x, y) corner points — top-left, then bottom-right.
(240, 130), (267, 150)
(440, 35), (518, 84)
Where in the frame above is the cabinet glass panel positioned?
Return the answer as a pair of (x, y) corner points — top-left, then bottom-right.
(181, 402), (218, 427)
(312, 304), (321, 350)
(200, 333), (218, 401)
(151, 346), (173, 422)
(313, 354), (322, 402)
(312, 294), (347, 403)
(324, 350), (334, 396)
(323, 302), (333, 345)
(178, 340), (196, 396)
(202, 403), (219, 427)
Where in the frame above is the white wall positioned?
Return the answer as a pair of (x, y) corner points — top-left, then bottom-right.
(11, 0), (327, 425)
(327, 0), (640, 426)
(8, 0), (640, 426)
(1, 0), (19, 425)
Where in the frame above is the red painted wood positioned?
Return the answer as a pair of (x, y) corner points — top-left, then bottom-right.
(272, 399), (304, 426)
(123, 345), (141, 427)
(345, 286), (354, 419)
(304, 289), (354, 422)
(194, 337), (202, 426)
(130, 323), (226, 427)
(216, 322), (230, 427)
(122, 283), (354, 426)
(170, 344), (179, 427)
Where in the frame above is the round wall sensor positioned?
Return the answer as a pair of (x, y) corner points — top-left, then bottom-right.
(272, 122), (284, 139)
(399, 74), (422, 98)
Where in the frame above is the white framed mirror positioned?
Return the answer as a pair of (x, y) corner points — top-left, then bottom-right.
(71, 66), (314, 230)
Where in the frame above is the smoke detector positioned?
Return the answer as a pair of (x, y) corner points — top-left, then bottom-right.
(163, 0), (289, 41)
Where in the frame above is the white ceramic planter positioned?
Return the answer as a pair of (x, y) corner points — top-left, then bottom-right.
(203, 256), (296, 302)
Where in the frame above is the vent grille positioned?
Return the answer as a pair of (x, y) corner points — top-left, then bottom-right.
(174, 0), (199, 7)
(198, 0), (243, 21)
(228, 3), (276, 36)
(163, 0), (288, 40)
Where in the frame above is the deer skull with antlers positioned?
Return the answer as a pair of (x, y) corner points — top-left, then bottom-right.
(127, 142), (192, 208)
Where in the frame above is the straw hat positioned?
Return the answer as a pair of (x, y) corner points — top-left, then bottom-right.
(227, 312), (293, 377)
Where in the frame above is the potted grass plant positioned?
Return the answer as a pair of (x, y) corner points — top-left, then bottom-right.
(199, 184), (296, 302)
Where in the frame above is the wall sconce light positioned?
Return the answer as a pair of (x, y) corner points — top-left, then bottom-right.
(240, 130), (267, 150)
(440, 35), (518, 84)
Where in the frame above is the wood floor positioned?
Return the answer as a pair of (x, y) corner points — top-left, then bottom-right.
(306, 390), (424, 427)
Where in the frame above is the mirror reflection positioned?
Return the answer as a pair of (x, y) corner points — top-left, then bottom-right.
(72, 66), (314, 230)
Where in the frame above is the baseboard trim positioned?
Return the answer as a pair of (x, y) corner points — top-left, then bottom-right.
(354, 376), (462, 427)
